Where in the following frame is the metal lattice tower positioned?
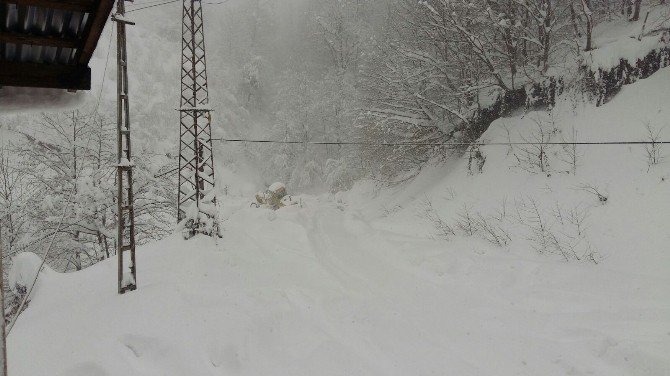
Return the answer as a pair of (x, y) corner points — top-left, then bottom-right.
(178, 0), (218, 236)
(113, 0), (137, 294)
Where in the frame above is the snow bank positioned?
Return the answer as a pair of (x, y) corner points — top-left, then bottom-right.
(8, 62), (670, 374)
(8, 252), (52, 298)
(584, 32), (670, 71)
(585, 6), (670, 71)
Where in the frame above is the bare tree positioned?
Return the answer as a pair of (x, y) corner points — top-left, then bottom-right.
(632, 0), (644, 21)
(0, 148), (33, 257)
(512, 117), (557, 174)
(559, 125), (581, 175)
(10, 111), (175, 272)
(643, 122), (665, 169)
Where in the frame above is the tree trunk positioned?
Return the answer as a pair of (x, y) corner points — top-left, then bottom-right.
(570, 4), (582, 39)
(0, 235), (8, 376)
(631, 0), (642, 21)
(585, 18), (593, 51)
(541, 0), (553, 73)
(103, 234), (110, 259)
(578, 0), (594, 51)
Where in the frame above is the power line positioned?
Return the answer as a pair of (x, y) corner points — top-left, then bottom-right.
(125, 0), (180, 13)
(93, 23), (115, 115)
(129, 0), (174, 6)
(212, 138), (670, 147)
(124, 0), (229, 13)
(153, 167), (178, 179)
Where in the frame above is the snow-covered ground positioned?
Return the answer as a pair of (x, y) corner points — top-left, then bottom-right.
(3, 3), (670, 375)
(585, 5), (670, 71)
(8, 60), (670, 375)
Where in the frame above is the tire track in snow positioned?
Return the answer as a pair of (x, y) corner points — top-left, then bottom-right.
(292, 205), (483, 375)
(296, 207), (388, 295)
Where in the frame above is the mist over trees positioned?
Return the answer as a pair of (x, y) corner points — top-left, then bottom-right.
(214, 0), (667, 188)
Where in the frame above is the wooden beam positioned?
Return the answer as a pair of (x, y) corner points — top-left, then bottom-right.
(75, 0), (114, 65)
(0, 4), (6, 32)
(0, 31), (80, 48)
(0, 0), (96, 12)
(0, 61), (91, 90)
(16, 4), (27, 31)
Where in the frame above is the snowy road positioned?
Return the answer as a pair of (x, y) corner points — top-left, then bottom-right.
(9, 194), (669, 375)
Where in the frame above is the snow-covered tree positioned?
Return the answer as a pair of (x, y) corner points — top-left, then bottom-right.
(8, 111), (174, 272)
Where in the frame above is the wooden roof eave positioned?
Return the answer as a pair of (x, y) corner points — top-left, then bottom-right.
(0, 0), (115, 91)
(0, 61), (91, 90)
(76, 0), (115, 66)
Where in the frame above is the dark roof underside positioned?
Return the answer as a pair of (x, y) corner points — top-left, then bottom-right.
(0, 0), (114, 90)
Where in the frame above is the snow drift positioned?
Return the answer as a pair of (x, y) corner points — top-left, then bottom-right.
(7, 65), (670, 376)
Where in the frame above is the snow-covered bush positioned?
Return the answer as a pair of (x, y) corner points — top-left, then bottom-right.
(8, 252), (47, 297)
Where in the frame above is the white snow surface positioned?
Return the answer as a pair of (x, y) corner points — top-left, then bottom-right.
(8, 63), (670, 376)
(585, 6), (670, 71)
(585, 32), (669, 71)
(3, 4), (669, 374)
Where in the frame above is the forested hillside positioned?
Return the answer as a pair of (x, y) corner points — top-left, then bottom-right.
(2, 0), (668, 274)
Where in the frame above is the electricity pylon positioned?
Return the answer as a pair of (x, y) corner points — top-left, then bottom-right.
(178, 0), (219, 238)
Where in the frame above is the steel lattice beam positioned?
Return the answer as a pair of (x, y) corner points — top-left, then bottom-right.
(177, 0), (218, 237)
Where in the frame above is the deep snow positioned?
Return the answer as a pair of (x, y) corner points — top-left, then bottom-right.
(4, 3), (670, 375)
(8, 66), (670, 375)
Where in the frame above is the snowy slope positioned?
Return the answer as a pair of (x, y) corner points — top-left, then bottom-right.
(585, 5), (670, 71)
(363, 67), (670, 275)
(10, 207), (669, 375)
(8, 66), (670, 375)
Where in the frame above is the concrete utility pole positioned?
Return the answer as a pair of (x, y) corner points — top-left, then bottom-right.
(112, 0), (137, 294)
(177, 0), (219, 238)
